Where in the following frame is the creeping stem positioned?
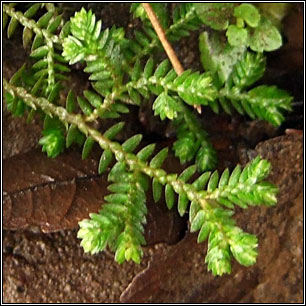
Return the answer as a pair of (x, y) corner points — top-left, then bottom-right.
(4, 79), (214, 212)
(3, 4), (61, 44)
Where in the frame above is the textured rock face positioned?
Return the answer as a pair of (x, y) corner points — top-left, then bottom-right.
(3, 134), (303, 303)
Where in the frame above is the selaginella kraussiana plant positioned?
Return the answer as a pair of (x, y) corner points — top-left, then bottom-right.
(3, 3), (292, 276)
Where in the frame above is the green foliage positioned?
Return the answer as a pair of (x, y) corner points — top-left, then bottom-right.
(3, 3), (70, 131)
(78, 161), (147, 264)
(248, 18), (282, 52)
(4, 78), (280, 275)
(130, 3), (169, 29)
(63, 7), (125, 93)
(230, 52), (266, 89)
(194, 3), (235, 30)
(194, 3), (282, 53)
(128, 58), (218, 113)
(39, 128), (65, 158)
(188, 156), (276, 275)
(173, 109), (217, 172)
(121, 3), (202, 64)
(3, 3), (291, 276)
(199, 31), (292, 125)
(226, 25), (248, 47)
(199, 31), (246, 87)
(152, 92), (179, 120)
(234, 3), (261, 28)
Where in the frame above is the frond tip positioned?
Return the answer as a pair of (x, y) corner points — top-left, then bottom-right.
(77, 161), (147, 264)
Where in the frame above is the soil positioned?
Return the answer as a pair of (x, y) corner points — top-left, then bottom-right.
(2, 3), (304, 303)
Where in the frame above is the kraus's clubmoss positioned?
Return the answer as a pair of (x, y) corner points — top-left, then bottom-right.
(3, 3), (291, 276)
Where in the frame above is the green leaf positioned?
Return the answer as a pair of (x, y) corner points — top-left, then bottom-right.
(66, 90), (76, 113)
(194, 3), (235, 30)
(108, 162), (126, 182)
(9, 63), (26, 85)
(30, 45), (49, 58)
(104, 194), (129, 205)
(37, 11), (53, 28)
(59, 20), (71, 40)
(247, 85), (292, 126)
(207, 170), (219, 192)
(134, 30), (150, 48)
(190, 210), (205, 232)
(192, 172), (211, 191)
(205, 235), (232, 276)
(104, 122), (125, 140)
(39, 128), (65, 158)
(179, 165), (197, 182)
(115, 246), (126, 264)
(99, 28), (109, 49)
(195, 145), (217, 172)
(174, 70), (192, 87)
(98, 149), (113, 174)
(108, 182), (130, 194)
(112, 103), (129, 114)
(82, 137), (95, 159)
(249, 18), (282, 52)
(150, 148), (168, 168)
(3, 12), (8, 30)
(154, 59), (170, 78)
(218, 168), (229, 188)
(22, 27), (33, 48)
(199, 31), (246, 85)
(217, 197), (234, 209)
(197, 222), (210, 243)
(228, 229), (258, 266)
(178, 193), (189, 216)
(189, 201), (201, 224)
(66, 124), (84, 148)
(7, 17), (18, 38)
(24, 3), (41, 18)
(228, 165), (241, 187)
(31, 33), (44, 51)
(137, 144), (156, 162)
(47, 82), (62, 103)
(226, 25), (248, 47)
(77, 96), (93, 115)
(122, 134), (142, 153)
(47, 15), (62, 34)
(173, 131), (199, 164)
(153, 92), (179, 120)
(83, 90), (102, 108)
(43, 115), (64, 131)
(152, 178), (162, 203)
(132, 59), (142, 81)
(128, 88), (141, 105)
(231, 52), (266, 89)
(165, 184), (175, 210)
(144, 57), (154, 78)
(89, 70), (112, 81)
(234, 4), (260, 28)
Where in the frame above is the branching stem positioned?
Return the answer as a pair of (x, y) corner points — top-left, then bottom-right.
(4, 79), (216, 212)
(3, 4), (61, 45)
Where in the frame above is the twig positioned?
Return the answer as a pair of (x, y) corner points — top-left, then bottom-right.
(142, 3), (202, 113)
(142, 3), (184, 75)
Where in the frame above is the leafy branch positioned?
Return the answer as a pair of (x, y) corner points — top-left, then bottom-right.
(3, 3), (291, 276)
(4, 79), (278, 275)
